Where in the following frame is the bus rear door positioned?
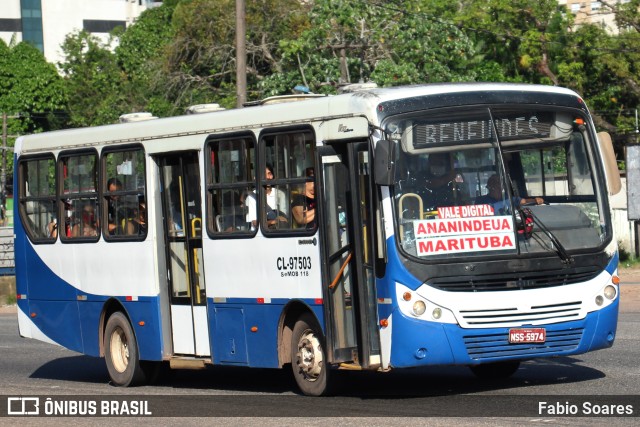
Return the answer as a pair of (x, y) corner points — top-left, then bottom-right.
(158, 152), (210, 356)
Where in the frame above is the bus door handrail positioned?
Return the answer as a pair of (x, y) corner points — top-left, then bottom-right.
(329, 251), (353, 290)
(191, 217), (203, 304)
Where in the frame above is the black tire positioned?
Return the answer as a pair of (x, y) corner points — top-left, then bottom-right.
(469, 360), (521, 379)
(104, 312), (146, 386)
(291, 313), (331, 396)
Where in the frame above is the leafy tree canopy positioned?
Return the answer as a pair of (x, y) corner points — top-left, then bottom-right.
(59, 31), (126, 127)
(0, 38), (67, 179)
(11, 0), (637, 158)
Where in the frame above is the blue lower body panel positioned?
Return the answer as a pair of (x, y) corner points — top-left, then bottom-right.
(21, 297), (164, 361)
(26, 299), (84, 353)
(208, 300), (325, 368)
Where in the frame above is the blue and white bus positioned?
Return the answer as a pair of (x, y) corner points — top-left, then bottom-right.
(15, 83), (622, 395)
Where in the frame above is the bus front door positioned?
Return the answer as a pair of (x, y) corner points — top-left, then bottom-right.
(320, 142), (380, 368)
(159, 152), (210, 356)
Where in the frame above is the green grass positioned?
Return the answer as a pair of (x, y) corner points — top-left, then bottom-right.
(4, 294), (16, 305)
(618, 241), (640, 269)
(621, 258), (640, 269)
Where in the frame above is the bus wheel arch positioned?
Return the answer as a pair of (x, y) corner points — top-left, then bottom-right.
(278, 300), (315, 367)
(101, 301), (146, 387)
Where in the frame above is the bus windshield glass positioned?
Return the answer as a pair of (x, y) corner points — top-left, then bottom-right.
(386, 106), (607, 261)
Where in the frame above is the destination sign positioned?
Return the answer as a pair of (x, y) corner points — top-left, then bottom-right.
(413, 112), (554, 147)
(413, 209), (517, 257)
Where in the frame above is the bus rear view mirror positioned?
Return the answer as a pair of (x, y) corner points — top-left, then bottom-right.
(374, 139), (396, 186)
(597, 132), (621, 196)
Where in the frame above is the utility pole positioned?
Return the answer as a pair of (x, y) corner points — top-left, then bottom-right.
(635, 108), (639, 145)
(2, 113), (7, 199)
(235, 0), (247, 108)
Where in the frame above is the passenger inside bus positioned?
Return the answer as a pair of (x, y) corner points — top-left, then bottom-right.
(219, 190), (246, 232)
(475, 174), (544, 214)
(263, 163), (288, 229)
(240, 190), (257, 230)
(422, 152), (469, 209)
(106, 178), (123, 235)
(47, 217), (58, 239)
(292, 167), (316, 229)
(125, 200), (147, 235)
(242, 164), (289, 230)
(72, 202), (99, 237)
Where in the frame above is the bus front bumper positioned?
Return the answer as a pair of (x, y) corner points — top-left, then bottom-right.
(388, 298), (618, 368)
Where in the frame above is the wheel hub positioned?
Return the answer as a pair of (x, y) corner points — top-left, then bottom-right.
(110, 327), (130, 373)
(296, 330), (323, 380)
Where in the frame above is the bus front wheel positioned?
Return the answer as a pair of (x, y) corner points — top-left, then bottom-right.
(469, 360), (521, 379)
(291, 313), (331, 396)
(104, 312), (146, 387)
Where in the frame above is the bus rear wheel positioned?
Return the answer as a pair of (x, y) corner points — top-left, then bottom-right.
(469, 360), (521, 379)
(291, 313), (331, 396)
(104, 312), (146, 386)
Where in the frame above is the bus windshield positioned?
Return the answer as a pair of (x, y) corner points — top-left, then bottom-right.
(387, 106), (607, 261)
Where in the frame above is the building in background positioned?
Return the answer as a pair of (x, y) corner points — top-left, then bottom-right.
(0, 0), (162, 65)
(559, 0), (634, 34)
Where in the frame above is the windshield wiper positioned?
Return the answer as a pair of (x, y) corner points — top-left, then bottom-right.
(485, 108), (573, 265)
(526, 208), (574, 265)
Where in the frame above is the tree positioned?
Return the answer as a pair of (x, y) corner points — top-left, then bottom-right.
(47, 0), (639, 158)
(261, 0), (478, 95)
(115, 3), (177, 116)
(595, 0), (640, 143)
(419, 0), (639, 156)
(0, 39), (67, 178)
(59, 31), (126, 127)
(0, 40), (68, 129)
(430, 0), (569, 84)
(160, 0), (311, 108)
(59, 3), (179, 124)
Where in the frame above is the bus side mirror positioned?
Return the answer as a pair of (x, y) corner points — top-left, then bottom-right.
(374, 139), (396, 186)
(598, 132), (621, 196)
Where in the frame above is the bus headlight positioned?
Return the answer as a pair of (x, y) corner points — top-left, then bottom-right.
(595, 295), (604, 306)
(412, 300), (426, 316)
(603, 285), (617, 300)
(432, 308), (442, 320)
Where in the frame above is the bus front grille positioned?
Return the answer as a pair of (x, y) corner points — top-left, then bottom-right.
(429, 266), (600, 292)
(463, 328), (584, 360)
(457, 301), (583, 327)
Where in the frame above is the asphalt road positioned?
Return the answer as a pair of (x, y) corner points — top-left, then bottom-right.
(0, 310), (639, 426)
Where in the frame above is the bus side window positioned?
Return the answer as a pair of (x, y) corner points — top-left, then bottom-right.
(18, 155), (57, 242)
(261, 129), (316, 233)
(59, 150), (99, 242)
(206, 134), (256, 237)
(102, 147), (146, 240)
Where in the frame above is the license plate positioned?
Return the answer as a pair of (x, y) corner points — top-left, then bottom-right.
(508, 328), (546, 343)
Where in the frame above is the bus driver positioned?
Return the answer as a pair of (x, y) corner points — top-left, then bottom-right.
(422, 152), (469, 209)
(475, 174), (544, 214)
